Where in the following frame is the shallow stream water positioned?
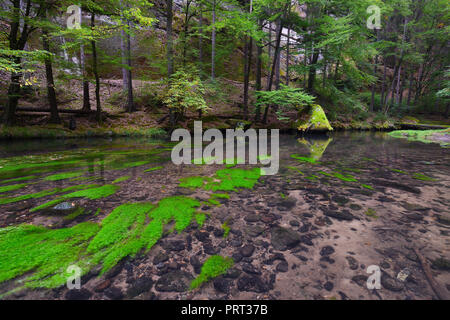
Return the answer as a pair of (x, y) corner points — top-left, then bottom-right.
(0, 132), (448, 300)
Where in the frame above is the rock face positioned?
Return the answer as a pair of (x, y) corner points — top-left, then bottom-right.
(237, 275), (270, 293)
(65, 288), (92, 300)
(270, 227), (301, 251)
(127, 277), (154, 298)
(296, 104), (333, 132)
(155, 271), (193, 292)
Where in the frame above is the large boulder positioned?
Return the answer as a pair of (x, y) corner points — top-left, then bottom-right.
(295, 104), (333, 132)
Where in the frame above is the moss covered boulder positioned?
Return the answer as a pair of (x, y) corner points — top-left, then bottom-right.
(295, 104), (333, 132)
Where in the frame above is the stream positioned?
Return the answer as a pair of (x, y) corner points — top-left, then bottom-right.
(0, 132), (449, 300)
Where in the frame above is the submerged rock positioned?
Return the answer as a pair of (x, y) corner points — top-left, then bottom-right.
(237, 275), (270, 293)
(47, 202), (77, 215)
(155, 271), (193, 292)
(270, 226), (302, 251)
(65, 288), (92, 300)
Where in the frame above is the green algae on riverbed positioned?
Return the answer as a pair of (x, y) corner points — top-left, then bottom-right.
(179, 168), (261, 192)
(0, 196), (203, 289)
(0, 184), (100, 205)
(190, 255), (234, 290)
(30, 184), (120, 212)
(43, 171), (85, 181)
(0, 183), (28, 193)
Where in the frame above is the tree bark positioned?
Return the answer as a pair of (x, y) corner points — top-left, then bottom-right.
(3, 0), (32, 125)
(80, 44), (91, 111)
(211, 0), (216, 80)
(42, 29), (60, 124)
(262, 5), (288, 124)
(91, 13), (102, 123)
(198, 5), (203, 69)
(125, 20), (134, 113)
(166, 0), (174, 77)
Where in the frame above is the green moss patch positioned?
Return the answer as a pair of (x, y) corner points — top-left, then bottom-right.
(43, 171), (85, 181)
(30, 185), (120, 212)
(388, 129), (449, 147)
(318, 171), (358, 182)
(412, 173), (436, 181)
(0, 176), (37, 184)
(0, 184), (99, 205)
(144, 166), (163, 173)
(190, 255), (234, 290)
(365, 208), (378, 219)
(112, 176), (131, 184)
(0, 183), (28, 194)
(291, 154), (318, 164)
(0, 195), (203, 289)
(296, 104), (333, 132)
(0, 222), (100, 288)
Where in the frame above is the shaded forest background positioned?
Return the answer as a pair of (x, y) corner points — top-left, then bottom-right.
(0, 0), (448, 134)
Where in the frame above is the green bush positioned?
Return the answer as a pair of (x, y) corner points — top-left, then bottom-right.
(162, 66), (209, 115)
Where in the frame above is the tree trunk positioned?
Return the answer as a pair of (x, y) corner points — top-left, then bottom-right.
(262, 7), (287, 124)
(42, 30), (60, 124)
(254, 20), (262, 121)
(182, 1), (191, 67)
(167, 0), (174, 77)
(198, 5), (203, 69)
(91, 13), (102, 123)
(307, 50), (319, 92)
(125, 20), (134, 113)
(286, 26), (290, 86)
(407, 69), (414, 107)
(211, 0), (216, 80)
(120, 29), (129, 92)
(80, 44), (91, 111)
(3, 0), (32, 125)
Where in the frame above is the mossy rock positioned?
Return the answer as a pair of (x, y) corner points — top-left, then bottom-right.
(400, 116), (420, 124)
(295, 104), (333, 132)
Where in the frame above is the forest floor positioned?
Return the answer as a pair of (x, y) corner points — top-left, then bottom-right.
(2, 78), (448, 140)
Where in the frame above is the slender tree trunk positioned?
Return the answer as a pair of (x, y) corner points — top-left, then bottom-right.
(370, 54), (378, 112)
(211, 0), (216, 80)
(3, 0), (31, 125)
(255, 20), (262, 121)
(286, 26), (290, 85)
(381, 57), (387, 105)
(399, 67), (405, 106)
(275, 20), (281, 90)
(370, 30), (380, 112)
(307, 50), (319, 92)
(125, 21), (134, 113)
(80, 44), (91, 111)
(407, 69), (414, 107)
(268, 21), (272, 76)
(120, 29), (129, 92)
(167, 0), (174, 77)
(91, 13), (101, 123)
(243, 0), (253, 120)
(42, 29), (60, 124)
(262, 6), (287, 123)
(198, 5), (203, 69)
(333, 57), (339, 84)
(182, 1), (191, 67)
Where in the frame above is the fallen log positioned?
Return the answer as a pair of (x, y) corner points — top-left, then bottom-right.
(413, 248), (450, 300)
(0, 106), (96, 114)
